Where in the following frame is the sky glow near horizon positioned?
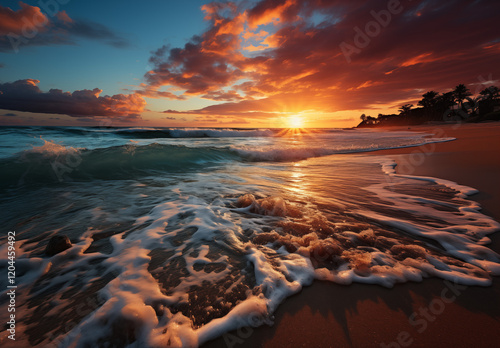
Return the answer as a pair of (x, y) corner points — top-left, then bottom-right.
(0, 0), (499, 128)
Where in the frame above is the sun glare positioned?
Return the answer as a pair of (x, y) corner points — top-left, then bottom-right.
(288, 116), (304, 128)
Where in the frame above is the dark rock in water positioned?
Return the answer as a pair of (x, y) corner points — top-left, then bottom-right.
(45, 235), (72, 256)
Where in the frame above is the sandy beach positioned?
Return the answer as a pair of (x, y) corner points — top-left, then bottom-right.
(203, 122), (500, 348)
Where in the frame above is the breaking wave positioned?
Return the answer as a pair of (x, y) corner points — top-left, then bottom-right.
(0, 134), (454, 188)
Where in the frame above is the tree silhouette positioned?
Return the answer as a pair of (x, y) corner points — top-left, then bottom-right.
(453, 84), (472, 109)
(477, 86), (499, 116)
(399, 104), (413, 116)
(366, 116), (377, 125)
(479, 86), (499, 100)
(436, 91), (456, 112)
(357, 83), (500, 128)
(464, 96), (482, 116)
(418, 91), (439, 109)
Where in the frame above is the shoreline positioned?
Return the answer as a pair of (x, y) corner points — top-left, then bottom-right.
(203, 122), (500, 348)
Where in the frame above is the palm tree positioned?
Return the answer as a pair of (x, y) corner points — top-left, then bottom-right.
(436, 91), (456, 112)
(399, 104), (413, 116)
(360, 114), (367, 122)
(464, 96), (482, 116)
(479, 86), (499, 100)
(453, 84), (472, 109)
(478, 86), (499, 116)
(418, 91), (439, 109)
(439, 91), (455, 106)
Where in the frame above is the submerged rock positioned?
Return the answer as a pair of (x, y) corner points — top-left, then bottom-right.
(45, 235), (72, 256)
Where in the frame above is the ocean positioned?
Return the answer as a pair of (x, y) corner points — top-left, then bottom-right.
(1, 126), (499, 347)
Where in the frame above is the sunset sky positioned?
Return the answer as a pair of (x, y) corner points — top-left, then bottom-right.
(1, 0), (499, 128)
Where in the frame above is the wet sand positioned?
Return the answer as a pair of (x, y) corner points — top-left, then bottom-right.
(203, 122), (500, 348)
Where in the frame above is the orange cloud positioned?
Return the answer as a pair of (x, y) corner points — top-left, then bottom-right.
(133, 84), (186, 100)
(243, 44), (269, 52)
(400, 52), (435, 67)
(247, 0), (298, 28)
(145, 0), (500, 127)
(242, 29), (269, 40)
(0, 2), (48, 35)
(0, 2), (129, 52)
(55, 10), (73, 24)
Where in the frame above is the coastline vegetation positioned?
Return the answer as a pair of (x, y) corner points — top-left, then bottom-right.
(357, 84), (500, 127)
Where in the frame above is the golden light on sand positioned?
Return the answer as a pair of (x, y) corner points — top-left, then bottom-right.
(287, 116), (304, 129)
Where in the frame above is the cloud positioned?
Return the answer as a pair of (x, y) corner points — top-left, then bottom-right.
(162, 96), (292, 118)
(63, 17), (129, 48)
(247, 0), (301, 28)
(0, 2), (48, 35)
(132, 84), (186, 100)
(201, 90), (244, 101)
(146, 0), (500, 121)
(145, 2), (245, 96)
(0, 2), (129, 52)
(0, 79), (146, 119)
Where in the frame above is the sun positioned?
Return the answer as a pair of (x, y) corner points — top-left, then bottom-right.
(287, 116), (304, 128)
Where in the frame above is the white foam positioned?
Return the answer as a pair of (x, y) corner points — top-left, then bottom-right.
(350, 156), (500, 281)
(3, 142), (500, 348)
